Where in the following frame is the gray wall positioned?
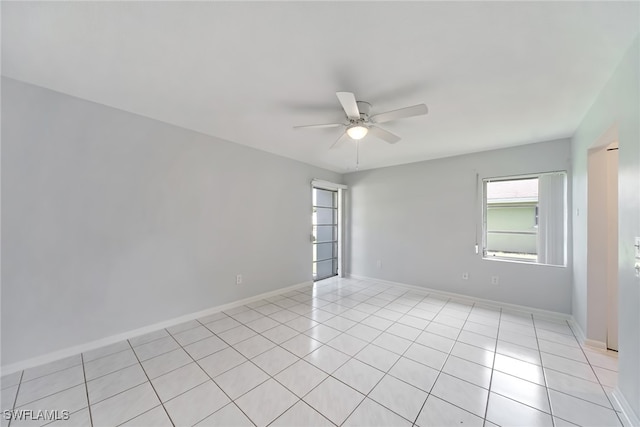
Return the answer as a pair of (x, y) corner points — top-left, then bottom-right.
(343, 139), (573, 313)
(1, 78), (341, 366)
(571, 37), (639, 419)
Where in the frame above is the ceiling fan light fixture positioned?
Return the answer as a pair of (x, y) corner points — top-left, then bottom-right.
(346, 124), (368, 140)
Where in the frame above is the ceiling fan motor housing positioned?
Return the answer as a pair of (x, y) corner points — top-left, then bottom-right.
(356, 101), (371, 120)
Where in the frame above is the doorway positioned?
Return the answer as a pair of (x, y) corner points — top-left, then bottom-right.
(587, 137), (619, 351)
(312, 187), (339, 281)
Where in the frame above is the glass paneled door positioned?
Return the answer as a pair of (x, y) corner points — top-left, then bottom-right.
(312, 187), (338, 281)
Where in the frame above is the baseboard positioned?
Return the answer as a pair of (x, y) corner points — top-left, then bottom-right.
(348, 274), (572, 322)
(612, 387), (640, 427)
(568, 317), (587, 345)
(1, 281), (312, 375)
(568, 317), (608, 350)
(584, 338), (607, 350)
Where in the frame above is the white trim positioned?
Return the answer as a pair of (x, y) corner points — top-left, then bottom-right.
(311, 179), (347, 190)
(568, 317), (608, 350)
(337, 188), (345, 278)
(584, 338), (607, 350)
(0, 281), (312, 375)
(612, 387), (640, 427)
(311, 179), (347, 280)
(569, 317), (587, 344)
(349, 274), (572, 321)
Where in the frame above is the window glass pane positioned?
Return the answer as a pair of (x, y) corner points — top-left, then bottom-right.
(484, 173), (565, 266)
(314, 189), (335, 208)
(315, 260), (334, 279)
(486, 178), (538, 200)
(315, 207), (336, 225)
(315, 242), (334, 261)
(314, 225), (337, 243)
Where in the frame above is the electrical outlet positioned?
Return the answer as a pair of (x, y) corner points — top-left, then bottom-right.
(491, 276), (499, 285)
(236, 274), (243, 285)
(376, 260), (382, 269)
(462, 272), (469, 280)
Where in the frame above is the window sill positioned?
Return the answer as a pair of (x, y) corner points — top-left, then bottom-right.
(482, 256), (567, 268)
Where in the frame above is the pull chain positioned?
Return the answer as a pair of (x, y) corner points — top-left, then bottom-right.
(356, 140), (360, 171)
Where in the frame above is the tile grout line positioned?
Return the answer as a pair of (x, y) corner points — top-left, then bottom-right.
(80, 354), (95, 427)
(276, 288), (469, 421)
(10, 379), (87, 411)
(10, 278), (622, 427)
(487, 314), (566, 421)
(566, 319), (625, 425)
(6, 370), (24, 427)
(259, 283), (418, 426)
(547, 321), (622, 413)
(261, 283), (403, 426)
(166, 323), (261, 427)
(268, 285), (407, 425)
(410, 296), (479, 426)
(324, 290), (437, 426)
(481, 305), (503, 425)
(14, 359), (83, 385)
(372, 292), (448, 427)
(350, 286), (503, 426)
(535, 315), (561, 426)
(125, 338), (176, 427)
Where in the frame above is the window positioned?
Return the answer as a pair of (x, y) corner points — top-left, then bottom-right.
(483, 172), (566, 266)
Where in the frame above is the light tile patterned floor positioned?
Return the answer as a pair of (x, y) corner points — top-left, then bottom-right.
(0, 278), (624, 426)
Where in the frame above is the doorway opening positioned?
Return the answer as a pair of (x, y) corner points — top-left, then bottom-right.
(312, 187), (338, 281)
(311, 180), (346, 282)
(587, 135), (619, 351)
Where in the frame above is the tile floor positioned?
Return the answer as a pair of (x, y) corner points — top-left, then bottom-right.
(0, 278), (624, 427)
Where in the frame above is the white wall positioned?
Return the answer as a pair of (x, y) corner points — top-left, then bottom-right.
(1, 78), (341, 366)
(571, 36), (640, 419)
(343, 139), (573, 313)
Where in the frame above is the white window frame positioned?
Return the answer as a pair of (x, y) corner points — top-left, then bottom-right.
(482, 171), (567, 267)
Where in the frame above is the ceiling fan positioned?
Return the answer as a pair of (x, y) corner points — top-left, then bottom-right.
(294, 92), (428, 148)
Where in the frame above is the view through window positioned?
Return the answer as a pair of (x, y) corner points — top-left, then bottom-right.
(484, 172), (566, 266)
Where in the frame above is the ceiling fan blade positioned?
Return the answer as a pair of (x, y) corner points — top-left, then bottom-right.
(368, 126), (401, 144)
(336, 92), (361, 120)
(329, 131), (350, 149)
(370, 104), (428, 124)
(293, 123), (344, 129)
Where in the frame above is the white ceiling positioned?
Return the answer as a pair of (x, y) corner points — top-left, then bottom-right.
(2, 2), (638, 173)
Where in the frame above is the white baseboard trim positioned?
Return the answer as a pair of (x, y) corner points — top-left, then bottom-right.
(348, 274), (572, 321)
(1, 281), (312, 375)
(584, 338), (607, 350)
(568, 317), (608, 350)
(568, 317), (587, 344)
(612, 387), (640, 427)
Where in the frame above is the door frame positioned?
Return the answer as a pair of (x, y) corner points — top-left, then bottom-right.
(311, 179), (347, 280)
(586, 124), (619, 351)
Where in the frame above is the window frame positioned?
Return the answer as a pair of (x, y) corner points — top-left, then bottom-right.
(481, 171), (567, 267)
